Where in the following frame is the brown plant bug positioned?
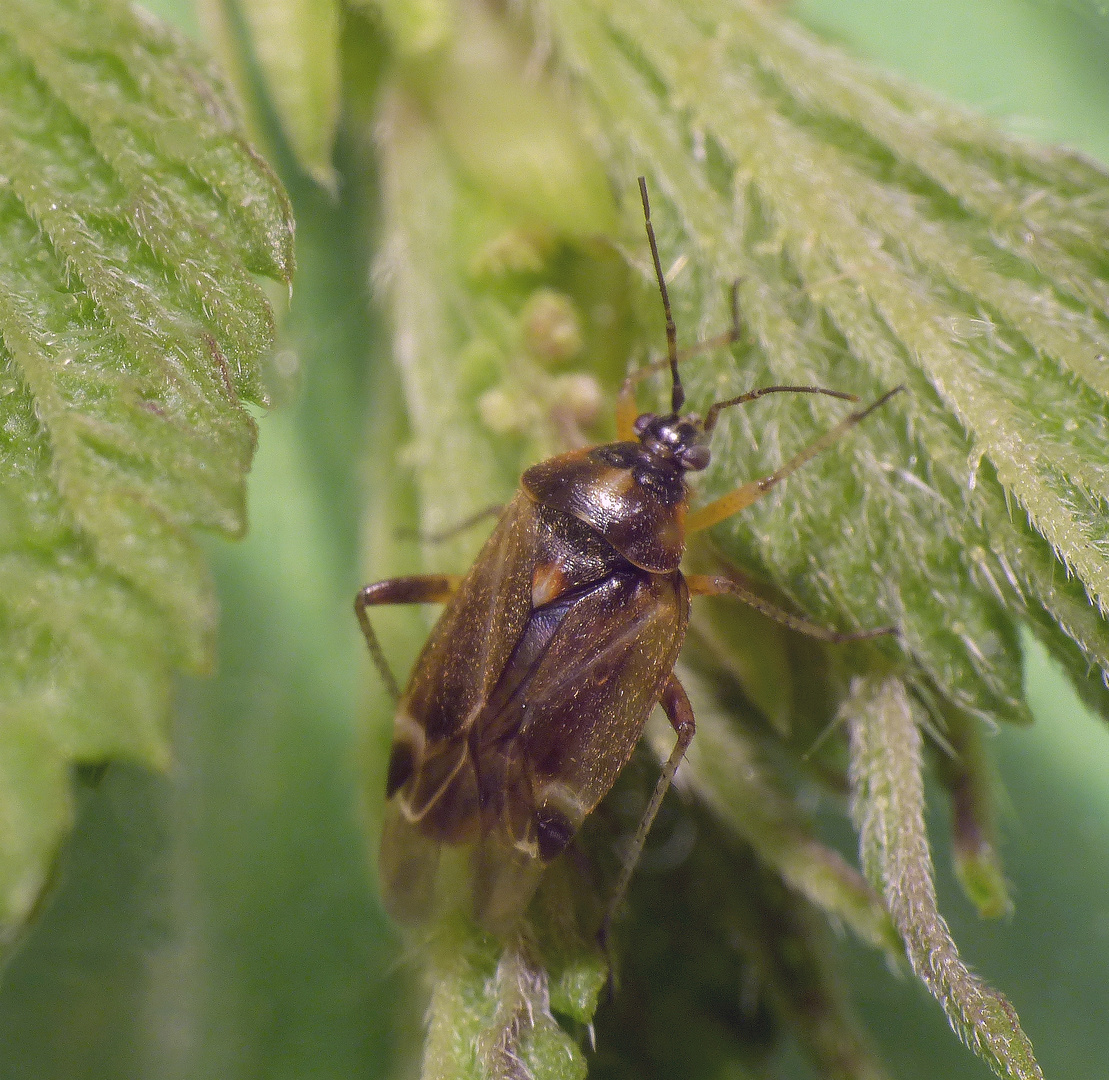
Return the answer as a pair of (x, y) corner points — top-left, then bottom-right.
(358, 178), (901, 939)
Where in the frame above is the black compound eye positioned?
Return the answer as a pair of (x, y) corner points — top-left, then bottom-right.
(633, 413), (656, 436)
(680, 444), (711, 471)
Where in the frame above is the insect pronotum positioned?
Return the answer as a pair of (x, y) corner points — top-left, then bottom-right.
(358, 178), (900, 938)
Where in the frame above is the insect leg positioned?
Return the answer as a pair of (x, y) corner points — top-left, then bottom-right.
(398, 504), (504, 544)
(602, 675), (696, 946)
(686, 573), (896, 642)
(685, 386), (903, 534)
(615, 282), (743, 440)
(354, 575), (461, 701)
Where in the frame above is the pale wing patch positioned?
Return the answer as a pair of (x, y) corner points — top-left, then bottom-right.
(531, 562), (567, 607)
(398, 739), (470, 824)
(391, 707), (426, 757)
(536, 780), (589, 822)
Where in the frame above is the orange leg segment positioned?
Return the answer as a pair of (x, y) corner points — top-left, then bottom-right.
(686, 386), (903, 534)
(355, 575), (461, 702)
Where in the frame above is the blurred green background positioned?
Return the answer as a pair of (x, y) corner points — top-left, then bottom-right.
(1, 1), (1107, 1078)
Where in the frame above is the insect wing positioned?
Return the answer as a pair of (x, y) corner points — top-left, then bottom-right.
(402, 493), (539, 749)
(476, 568), (689, 861)
(379, 495), (540, 922)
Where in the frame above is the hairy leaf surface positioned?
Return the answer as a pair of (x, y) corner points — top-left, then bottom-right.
(0, 0), (292, 938)
(370, 0), (1109, 1076)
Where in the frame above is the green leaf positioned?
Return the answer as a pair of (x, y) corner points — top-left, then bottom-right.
(374, 79), (622, 548)
(196, 0), (342, 190)
(543, 0), (1109, 721)
(0, 0), (291, 940)
(359, 0), (454, 60)
(846, 675), (1041, 1080)
(368, 0), (1109, 1075)
(374, 86), (519, 548)
(649, 664), (900, 956)
(399, 2), (617, 240)
(932, 703), (1013, 920)
(372, 59), (621, 1080)
(422, 932), (587, 1080)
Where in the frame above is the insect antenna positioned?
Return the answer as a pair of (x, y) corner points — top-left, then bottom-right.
(638, 177), (683, 415)
(703, 385), (859, 433)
